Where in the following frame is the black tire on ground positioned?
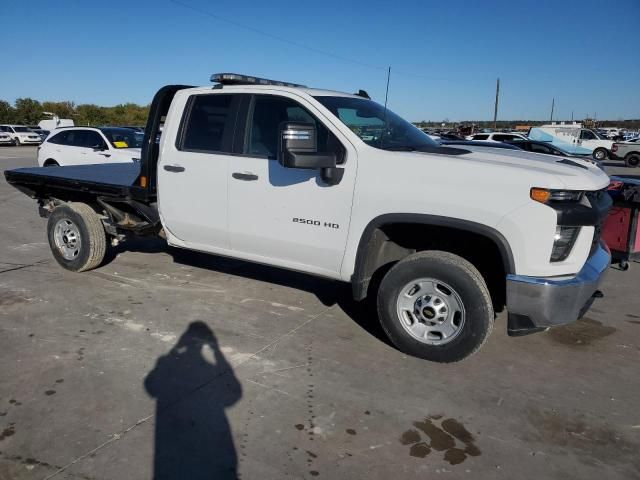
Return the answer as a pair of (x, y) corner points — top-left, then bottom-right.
(592, 148), (608, 161)
(44, 159), (60, 167)
(47, 202), (107, 272)
(624, 153), (640, 168)
(14, 138), (20, 146)
(377, 251), (494, 363)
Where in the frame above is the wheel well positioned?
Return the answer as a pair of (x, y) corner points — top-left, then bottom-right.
(43, 159), (59, 166)
(352, 221), (511, 311)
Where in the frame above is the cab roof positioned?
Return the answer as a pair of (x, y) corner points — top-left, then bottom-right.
(184, 84), (362, 99)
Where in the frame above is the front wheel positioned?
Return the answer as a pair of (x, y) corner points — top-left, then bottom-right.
(13, 137), (20, 146)
(47, 203), (107, 272)
(377, 251), (494, 363)
(593, 148), (608, 161)
(624, 153), (640, 168)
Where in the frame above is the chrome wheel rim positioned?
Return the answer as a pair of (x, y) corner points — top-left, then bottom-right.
(595, 150), (605, 160)
(396, 278), (465, 345)
(53, 219), (82, 260)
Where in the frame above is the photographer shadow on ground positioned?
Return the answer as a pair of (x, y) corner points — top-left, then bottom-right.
(144, 321), (242, 480)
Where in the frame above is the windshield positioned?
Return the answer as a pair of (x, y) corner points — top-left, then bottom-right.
(14, 126), (30, 132)
(314, 96), (438, 151)
(100, 128), (143, 148)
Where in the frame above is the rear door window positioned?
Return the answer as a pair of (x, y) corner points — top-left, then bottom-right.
(178, 94), (237, 153)
(65, 130), (89, 147)
(472, 134), (489, 140)
(48, 131), (70, 145)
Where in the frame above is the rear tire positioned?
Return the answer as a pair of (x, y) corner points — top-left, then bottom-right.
(44, 159), (60, 167)
(377, 251), (494, 363)
(14, 138), (20, 146)
(47, 203), (107, 272)
(593, 148), (608, 161)
(624, 153), (640, 168)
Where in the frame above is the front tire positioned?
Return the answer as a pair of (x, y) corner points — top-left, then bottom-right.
(624, 153), (640, 168)
(47, 203), (107, 272)
(377, 251), (494, 362)
(593, 148), (608, 161)
(13, 137), (20, 146)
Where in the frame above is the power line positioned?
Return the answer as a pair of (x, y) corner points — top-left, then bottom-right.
(170, 0), (384, 72)
(169, 0), (477, 85)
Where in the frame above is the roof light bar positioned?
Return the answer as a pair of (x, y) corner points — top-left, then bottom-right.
(210, 73), (306, 88)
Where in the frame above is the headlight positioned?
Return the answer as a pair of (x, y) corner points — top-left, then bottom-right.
(530, 188), (584, 203)
(551, 226), (580, 262)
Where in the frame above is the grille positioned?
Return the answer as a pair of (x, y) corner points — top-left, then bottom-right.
(586, 188), (611, 256)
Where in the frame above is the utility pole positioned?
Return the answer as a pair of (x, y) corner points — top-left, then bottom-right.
(550, 98), (555, 123)
(571, 110), (574, 122)
(493, 78), (500, 130)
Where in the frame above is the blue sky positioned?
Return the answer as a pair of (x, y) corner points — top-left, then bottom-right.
(1, 0), (639, 121)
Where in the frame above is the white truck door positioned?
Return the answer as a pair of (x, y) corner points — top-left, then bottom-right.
(579, 129), (597, 149)
(227, 94), (356, 277)
(157, 93), (242, 251)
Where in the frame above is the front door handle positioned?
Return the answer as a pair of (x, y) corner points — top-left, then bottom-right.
(164, 164), (185, 172)
(99, 153), (111, 158)
(232, 172), (258, 181)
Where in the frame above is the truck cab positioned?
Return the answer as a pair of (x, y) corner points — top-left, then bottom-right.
(4, 74), (612, 363)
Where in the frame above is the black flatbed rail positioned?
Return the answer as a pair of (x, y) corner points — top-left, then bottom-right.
(4, 162), (151, 202)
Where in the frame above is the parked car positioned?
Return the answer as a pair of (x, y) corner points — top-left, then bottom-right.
(0, 124), (43, 146)
(5, 73), (612, 363)
(0, 131), (13, 146)
(529, 125), (613, 161)
(504, 140), (604, 170)
(611, 141), (640, 167)
(466, 132), (528, 142)
(37, 127), (142, 166)
(438, 140), (522, 150)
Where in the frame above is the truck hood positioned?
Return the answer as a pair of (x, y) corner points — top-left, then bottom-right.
(441, 146), (610, 191)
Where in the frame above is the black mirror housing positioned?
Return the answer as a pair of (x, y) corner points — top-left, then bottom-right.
(278, 122), (336, 169)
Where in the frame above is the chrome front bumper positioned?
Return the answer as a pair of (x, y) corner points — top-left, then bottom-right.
(506, 242), (611, 335)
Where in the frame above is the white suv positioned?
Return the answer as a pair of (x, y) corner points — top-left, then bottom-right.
(0, 131), (13, 145)
(38, 127), (142, 166)
(0, 125), (43, 146)
(467, 132), (528, 142)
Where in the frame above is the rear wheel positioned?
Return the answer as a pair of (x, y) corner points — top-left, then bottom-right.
(14, 137), (20, 146)
(43, 159), (60, 167)
(377, 251), (494, 363)
(47, 203), (107, 272)
(593, 148), (608, 161)
(624, 153), (640, 168)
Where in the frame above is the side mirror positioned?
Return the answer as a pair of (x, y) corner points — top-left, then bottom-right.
(278, 122), (336, 169)
(92, 144), (107, 151)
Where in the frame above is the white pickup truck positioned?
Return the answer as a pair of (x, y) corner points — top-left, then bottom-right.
(4, 73), (612, 362)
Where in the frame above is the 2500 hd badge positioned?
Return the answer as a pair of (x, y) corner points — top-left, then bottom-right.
(292, 217), (339, 229)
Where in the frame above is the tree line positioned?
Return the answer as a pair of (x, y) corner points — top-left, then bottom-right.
(0, 98), (150, 127)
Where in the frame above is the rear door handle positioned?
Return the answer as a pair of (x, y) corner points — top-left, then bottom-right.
(232, 172), (258, 181)
(99, 153), (111, 158)
(164, 164), (185, 172)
